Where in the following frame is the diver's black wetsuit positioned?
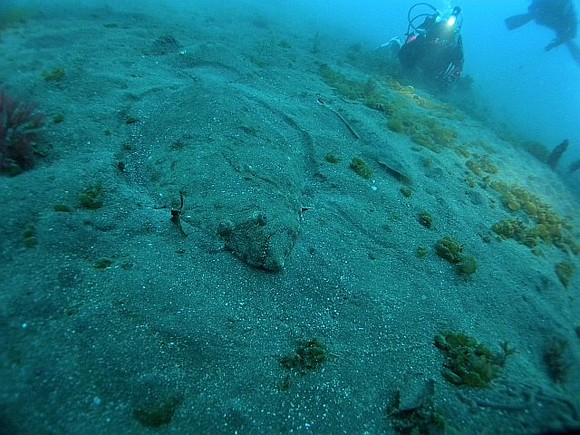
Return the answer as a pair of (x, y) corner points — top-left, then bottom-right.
(529, 0), (577, 49)
(399, 17), (464, 88)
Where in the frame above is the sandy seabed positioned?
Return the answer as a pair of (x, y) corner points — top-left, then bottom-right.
(0, 3), (579, 434)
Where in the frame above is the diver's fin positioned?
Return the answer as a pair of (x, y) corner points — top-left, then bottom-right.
(505, 13), (534, 30)
(566, 41), (580, 66)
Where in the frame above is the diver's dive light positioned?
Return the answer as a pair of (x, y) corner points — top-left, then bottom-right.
(446, 7), (461, 27)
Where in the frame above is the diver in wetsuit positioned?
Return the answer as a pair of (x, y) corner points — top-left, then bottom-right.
(398, 5), (464, 89)
(506, 0), (580, 65)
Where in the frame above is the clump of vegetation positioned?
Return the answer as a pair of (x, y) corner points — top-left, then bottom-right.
(125, 115), (139, 125)
(543, 337), (571, 384)
(318, 64), (459, 153)
(400, 186), (413, 197)
(319, 64), (368, 101)
(491, 182), (578, 254)
(94, 258), (113, 270)
(435, 236), (463, 263)
(418, 211), (433, 229)
(52, 113), (65, 124)
(465, 154), (498, 177)
(42, 67), (66, 82)
(554, 261), (575, 288)
(279, 337), (328, 374)
(22, 223), (37, 248)
(133, 396), (182, 428)
(435, 236), (478, 276)
(492, 219), (536, 247)
(387, 112), (459, 153)
(387, 380), (445, 435)
(434, 236), (477, 275)
(0, 7), (35, 30)
(1, 89), (45, 176)
(456, 255), (478, 276)
(350, 157), (372, 179)
(78, 183), (105, 209)
(416, 246), (429, 259)
(325, 152), (340, 164)
(434, 332), (515, 388)
(53, 204), (72, 212)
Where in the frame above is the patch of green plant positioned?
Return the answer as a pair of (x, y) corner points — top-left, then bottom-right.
(278, 39), (292, 49)
(53, 204), (72, 212)
(418, 211), (433, 229)
(435, 236), (478, 276)
(416, 246), (429, 258)
(94, 258), (113, 270)
(350, 157), (372, 179)
(456, 254), (477, 276)
(492, 219), (536, 247)
(388, 113), (458, 153)
(22, 223), (37, 248)
(491, 182), (578, 254)
(434, 332), (515, 388)
(387, 380), (445, 435)
(386, 116), (407, 134)
(466, 154), (498, 177)
(0, 7), (35, 30)
(325, 152), (340, 164)
(318, 65), (461, 155)
(52, 113), (65, 124)
(279, 337), (328, 374)
(555, 261), (575, 288)
(543, 337), (571, 384)
(319, 64), (367, 101)
(133, 396), (182, 428)
(125, 115), (139, 125)
(42, 67), (66, 82)
(435, 236), (463, 263)
(400, 185), (413, 197)
(78, 183), (105, 210)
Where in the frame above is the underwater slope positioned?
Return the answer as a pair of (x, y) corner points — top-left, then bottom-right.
(0, 5), (578, 434)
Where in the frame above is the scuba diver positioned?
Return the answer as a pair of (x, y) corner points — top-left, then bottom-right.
(396, 4), (464, 89)
(505, 0), (580, 65)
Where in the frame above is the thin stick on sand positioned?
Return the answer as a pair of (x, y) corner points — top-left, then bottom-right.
(317, 96), (361, 140)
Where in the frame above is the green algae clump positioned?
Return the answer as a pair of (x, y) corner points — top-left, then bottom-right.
(416, 246), (429, 259)
(435, 236), (463, 264)
(350, 157), (373, 179)
(78, 183), (105, 209)
(388, 380), (446, 435)
(543, 337), (571, 384)
(435, 236), (478, 276)
(465, 155), (498, 177)
(133, 396), (182, 428)
(418, 211), (433, 229)
(42, 67), (66, 82)
(491, 182), (578, 254)
(325, 152), (340, 164)
(434, 332), (513, 388)
(457, 254), (478, 276)
(279, 338), (328, 373)
(555, 261), (575, 288)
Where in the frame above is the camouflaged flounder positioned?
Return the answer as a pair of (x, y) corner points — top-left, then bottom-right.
(217, 210), (299, 271)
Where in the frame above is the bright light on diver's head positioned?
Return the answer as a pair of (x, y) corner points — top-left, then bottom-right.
(445, 7), (461, 28)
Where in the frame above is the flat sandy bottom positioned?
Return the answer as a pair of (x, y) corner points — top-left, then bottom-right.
(0, 4), (579, 434)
